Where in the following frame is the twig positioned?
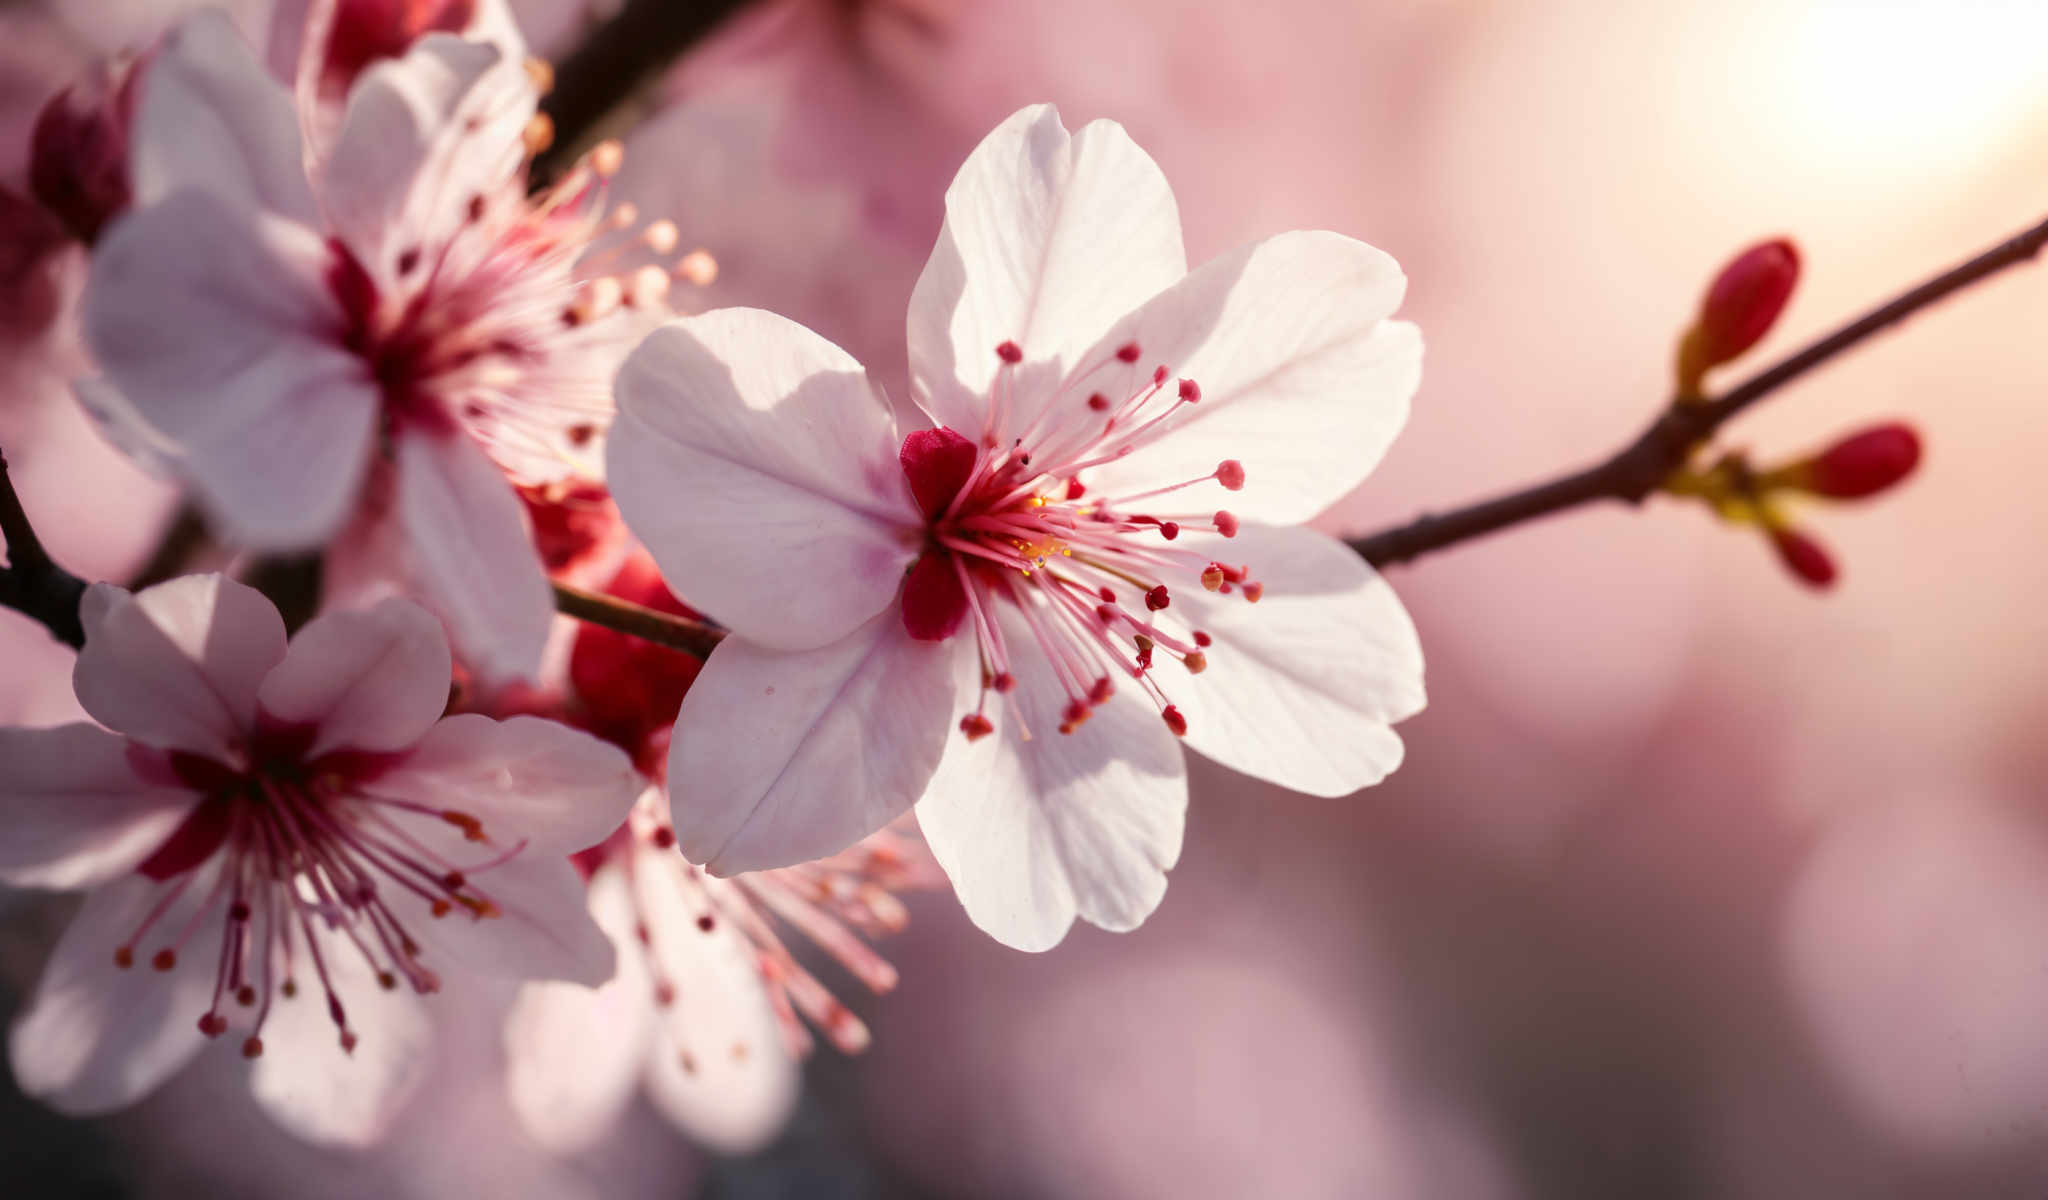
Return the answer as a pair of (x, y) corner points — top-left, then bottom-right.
(0, 448), (86, 647)
(532, 0), (754, 183)
(1348, 210), (2048, 568)
(552, 581), (725, 659)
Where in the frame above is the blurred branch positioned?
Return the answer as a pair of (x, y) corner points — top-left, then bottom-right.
(553, 581), (725, 659)
(1349, 210), (2048, 568)
(0, 448), (86, 648)
(127, 501), (209, 589)
(531, 0), (755, 182)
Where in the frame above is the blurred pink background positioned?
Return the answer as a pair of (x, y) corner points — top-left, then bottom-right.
(6, 0), (2048, 1195)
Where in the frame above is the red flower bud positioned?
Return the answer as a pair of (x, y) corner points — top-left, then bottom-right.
(570, 551), (703, 756)
(1798, 422), (1922, 499)
(30, 60), (140, 246)
(1677, 238), (1799, 393)
(1768, 526), (1836, 589)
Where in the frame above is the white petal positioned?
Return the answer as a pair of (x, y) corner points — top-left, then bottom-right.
(503, 865), (655, 1154)
(608, 310), (921, 652)
(395, 429), (554, 682)
(131, 8), (316, 220)
(403, 851), (617, 987)
(906, 104), (1186, 437)
(321, 33), (530, 280)
(669, 613), (957, 875)
(1077, 231), (1421, 524)
(8, 868), (223, 1114)
(0, 724), (197, 889)
(636, 848), (799, 1153)
(368, 713), (639, 856)
(1170, 524), (1425, 796)
(247, 925), (435, 1147)
(73, 576), (285, 758)
(84, 192), (377, 550)
(914, 609), (1187, 952)
(256, 597), (452, 757)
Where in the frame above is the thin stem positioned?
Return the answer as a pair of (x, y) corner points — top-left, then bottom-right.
(552, 581), (725, 659)
(0, 448), (86, 648)
(1349, 209), (2048, 569)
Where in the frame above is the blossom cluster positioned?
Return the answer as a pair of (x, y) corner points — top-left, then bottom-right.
(0, 0), (1425, 1152)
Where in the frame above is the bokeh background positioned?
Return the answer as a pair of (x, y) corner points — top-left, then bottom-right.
(7, 0), (2048, 1195)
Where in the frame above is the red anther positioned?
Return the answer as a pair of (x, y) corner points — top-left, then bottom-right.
(996, 340), (1023, 364)
(236, 985), (257, 1006)
(431, 899), (452, 917)
(993, 672), (1017, 694)
(1145, 585), (1171, 611)
(1769, 527), (1837, 588)
(1098, 586), (1116, 602)
(1216, 460), (1247, 491)
(1089, 676), (1116, 704)
(442, 871), (465, 890)
(113, 946), (133, 969)
(1182, 652), (1208, 675)
(340, 1031), (359, 1054)
(1242, 582), (1265, 603)
(1062, 698), (1092, 726)
(1066, 478), (1088, 499)
(1800, 423), (1922, 499)
(1193, 630), (1212, 647)
(1087, 393), (1110, 412)
(1162, 706), (1188, 736)
(228, 901), (251, 921)
(1213, 510), (1239, 537)
(376, 971), (398, 990)
(1200, 565), (1225, 591)
(152, 949), (176, 971)
(1159, 521), (1180, 540)
(651, 825), (677, 850)
(1116, 341), (1142, 363)
(1096, 603), (1117, 623)
(282, 980), (298, 998)
(654, 981), (676, 1007)
(959, 712), (995, 740)
(1680, 237), (1800, 390)
(330, 996), (348, 1026)
(1218, 582), (1234, 594)
(1177, 378), (1201, 402)
(241, 1037), (263, 1059)
(198, 1013), (227, 1037)
(1153, 365), (1170, 384)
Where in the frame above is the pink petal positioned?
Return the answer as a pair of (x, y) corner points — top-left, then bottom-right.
(368, 713), (639, 856)
(1073, 230), (1421, 525)
(130, 8), (317, 221)
(256, 596), (453, 758)
(906, 104), (1187, 438)
(668, 612), (958, 875)
(395, 429), (554, 681)
(400, 851), (617, 987)
(246, 924), (436, 1147)
(635, 846), (800, 1152)
(320, 32), (530, 280)
(1169, 524), (1425, 796)
(73, 576), (285, 759)
(293, 0), (528, 163)
(915, 607), (1187, 952)
(8, 868), (224, 1114)
(0, 724), (197, 889)
(85, 191), (378, 550)
(609, 310), (924, 651)
(503, 864), (656, 1153)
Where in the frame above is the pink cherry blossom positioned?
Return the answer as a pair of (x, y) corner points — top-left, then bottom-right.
(608, 104), (1426, 950)
(0, 573), (639, 1145)
(81, 10), (678, 680)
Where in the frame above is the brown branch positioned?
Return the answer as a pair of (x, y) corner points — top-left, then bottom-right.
(0, 447), (86, 647)
(531, 0), (755, 183)
(553, 581), (724, 659)
(1349, 210), (2048, 569)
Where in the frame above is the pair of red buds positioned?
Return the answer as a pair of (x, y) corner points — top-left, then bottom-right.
(1675, 240), (1922, 589)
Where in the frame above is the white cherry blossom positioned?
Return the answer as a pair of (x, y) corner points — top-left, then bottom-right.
(608, 104), (1426, 950)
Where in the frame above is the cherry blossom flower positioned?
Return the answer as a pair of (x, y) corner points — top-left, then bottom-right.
(608, 103), (1426, 950)
(501, 552), (940, 1152)
(81, 9), (679, 679)
(0, 573), (639, 1145)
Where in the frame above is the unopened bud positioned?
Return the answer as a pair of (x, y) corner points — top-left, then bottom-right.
(30, 61), (139, 245)
(1783, 422), (1922, 499)
(1768, 526), (1836, 589)
(1677, 238), (1799, 395)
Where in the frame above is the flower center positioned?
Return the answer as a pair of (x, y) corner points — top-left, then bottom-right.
(117, 723), (521, 1059)
(898, 340), (1261, 742)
